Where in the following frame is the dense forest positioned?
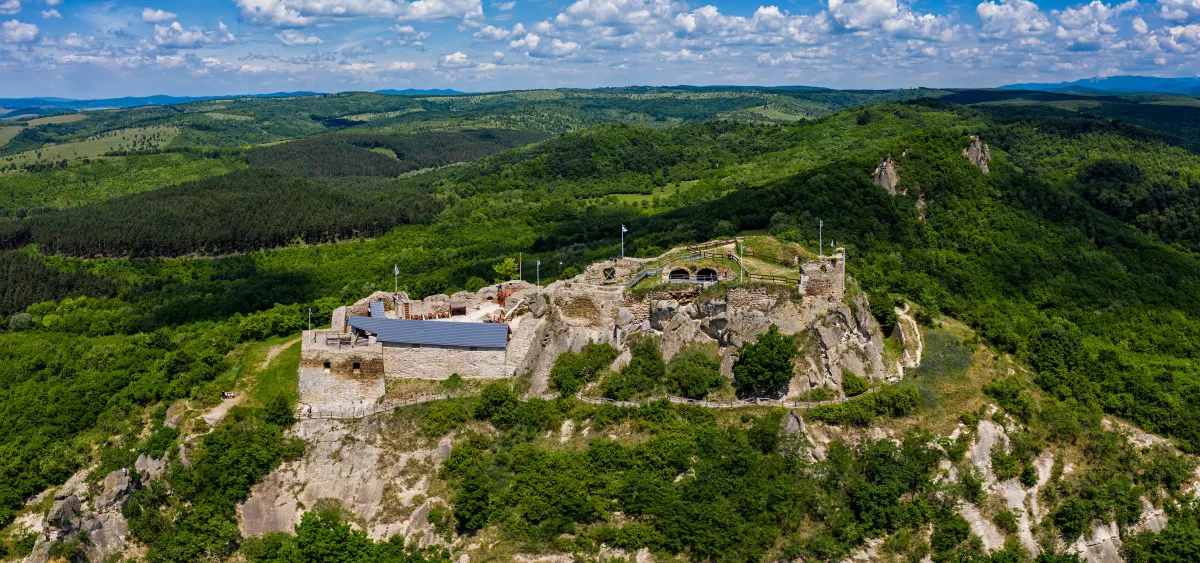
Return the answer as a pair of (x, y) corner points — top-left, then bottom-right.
(245, 128), (547, 177)
(3, 87), (1200, 561)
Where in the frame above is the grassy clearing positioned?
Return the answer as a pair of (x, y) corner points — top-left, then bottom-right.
(0, 126), (179, 168)
(745, 105), (810, 122)
(0, 126), (23, 148)
(217, 334), (303, 407)
(248, 340), (302, 406)
(27, 114), (87, 126)
(892, 318), (1000, 435)
(611, 179), (693, 205)
(369, 147), (399, 159)
(203, 112), (253, 121)
(383, 377), (485, 401)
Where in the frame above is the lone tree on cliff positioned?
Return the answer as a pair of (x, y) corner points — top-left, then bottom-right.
(732, 325), (797, 399)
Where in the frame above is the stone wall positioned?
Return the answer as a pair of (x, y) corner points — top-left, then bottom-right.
(727, 287), (778, 311)
(299, 367), (385, 410)
(382, 344), (507, 379)
(799, 255), (845, 301)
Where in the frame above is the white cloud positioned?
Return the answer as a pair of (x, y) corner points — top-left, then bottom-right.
(1132, 15), (1148, 32)
(275, 28), (323, 45)
(153, 21), (237, 49)
(976, 0), (1050, 38)
(473, 23), (512, 40)
(509, 32), (538, 49)
(396, 0), (482, 22)
(1054, 0), (1137, 51)
(391, 23), (430, 44)
(40, 9), (60, 19)
(828, 0), (899, 29)
(58, 32), (96, 49)
(1157, 0), (1200, 21)
(0, 0), (19, 16)
(234, 0), (481, 26)
(827, 0), (952, 39)
(493, 1), (515, 10)
(46, 0), (60, 5)
(388, 60), (417, 69)
(1, 18), (37, 43)
(142, 8), (177, 23)
(1158, 22), (1200, 50)
(440, 50), (470, 66)
(665, 47), (701, 61)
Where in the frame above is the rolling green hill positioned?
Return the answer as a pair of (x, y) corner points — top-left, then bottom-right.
(2, 87), (1200, 561)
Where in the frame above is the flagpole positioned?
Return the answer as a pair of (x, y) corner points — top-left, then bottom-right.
(819, 219), (823, 259)
(519, 253), (523, 281)
(393, 264), (398, 293)
(536, 260), (541, 294)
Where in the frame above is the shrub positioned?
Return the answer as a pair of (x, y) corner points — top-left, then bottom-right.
(665, 347), (724, 399)
(476, 381), (519, 427)
(261, 393), (296, 428)
(6, 313), (33, 331)
(930, 514), (970, 553)
(550, 343), (619, 396)
(994, 509), (1018, 535)
(842, 372), (869, 397)
(603, 338), (664, 400)
(732, 325), (797, 398)
(422, 401), (470, 437)
(1054, 498), (1091, 540)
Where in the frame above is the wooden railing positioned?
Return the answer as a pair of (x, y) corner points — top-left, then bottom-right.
(297, 387), (878, 420)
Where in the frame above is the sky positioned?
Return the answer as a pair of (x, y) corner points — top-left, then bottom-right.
(0, 0), (1198, 98)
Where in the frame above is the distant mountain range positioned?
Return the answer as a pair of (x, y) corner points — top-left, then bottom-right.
(0, 89), (466, 112)
(1001, 75), (1200, 96)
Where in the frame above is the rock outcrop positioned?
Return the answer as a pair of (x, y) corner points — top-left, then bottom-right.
(239, 418), (453, 543)
(964, 136), (991, 173)
(26, 469), (135, 563)
(873, 154), (901, 194)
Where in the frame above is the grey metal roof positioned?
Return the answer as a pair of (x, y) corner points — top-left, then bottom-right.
(348, 316), (508, 348)
(369, 301), (385, 317)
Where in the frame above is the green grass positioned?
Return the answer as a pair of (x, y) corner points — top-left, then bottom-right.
(248, 340), (302, 407)
(745, 105), (810, 121)
(611, 179), (694, 205)
(0, 126), (22, 148)
(369, 147), (399, 159)
(27, 114), (87, 126)
(0, 152), (246, 210)
(0, 126), (178, 167)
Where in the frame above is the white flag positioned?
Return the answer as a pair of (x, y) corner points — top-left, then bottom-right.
(537, 260), (541, 266)
(621, 224), (628, 233)
(393, 264), (399, 275)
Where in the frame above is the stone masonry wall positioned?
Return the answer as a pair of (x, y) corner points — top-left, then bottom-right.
(382, 344), (507, 379)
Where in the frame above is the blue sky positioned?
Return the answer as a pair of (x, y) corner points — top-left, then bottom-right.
(0, 0), (1198, 97)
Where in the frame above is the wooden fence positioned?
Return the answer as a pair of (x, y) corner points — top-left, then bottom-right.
(297, 387), (877, 420)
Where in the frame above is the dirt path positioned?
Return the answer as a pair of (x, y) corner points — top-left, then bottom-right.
(203, 336), (302, 427)
(895, 304), (923, 366)
(261, 336), (302, 370)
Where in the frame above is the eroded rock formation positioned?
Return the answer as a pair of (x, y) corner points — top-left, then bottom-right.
(964, 135), (991, 173)
(873, 154), (901, 194)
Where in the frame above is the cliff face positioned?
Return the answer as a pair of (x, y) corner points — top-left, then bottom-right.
(513, 278), (900, 400)
(964, 135), (991, 173)
(873, 154), (902, 194)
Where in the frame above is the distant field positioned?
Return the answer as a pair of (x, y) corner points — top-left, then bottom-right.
(0, 126), (179, 168)
(0, 126), (21, 148)
(368, 147), (399, 159)
(612, 180), (693, 205)
(27, 114), (87, 126)
(745, 105), (809, 121)
(342, 107), (425, 122)
(204, 112), (253, 121)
